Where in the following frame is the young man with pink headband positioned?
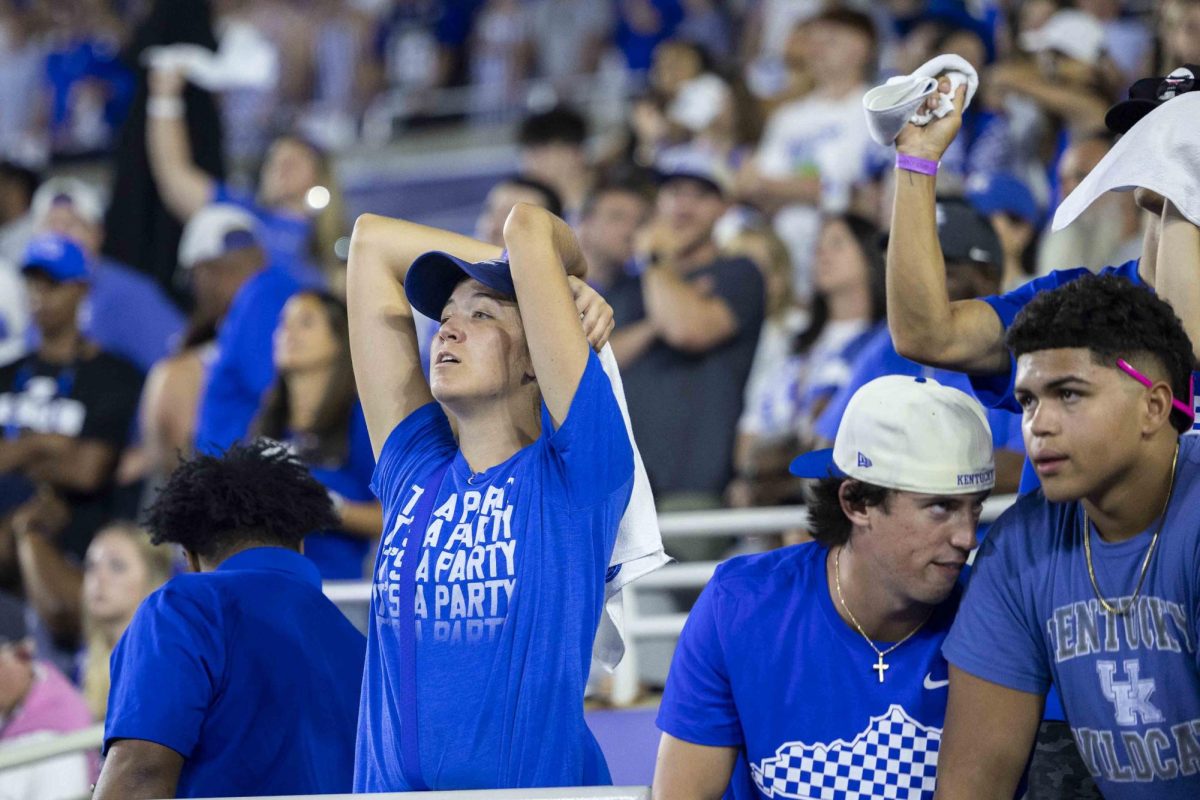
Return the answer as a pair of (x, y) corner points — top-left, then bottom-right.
(937, 275), (1200, 799)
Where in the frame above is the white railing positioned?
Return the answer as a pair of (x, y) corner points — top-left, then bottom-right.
(329, 498), (1017, 704)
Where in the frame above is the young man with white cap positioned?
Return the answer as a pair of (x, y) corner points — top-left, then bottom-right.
(653, 374), (994, 800)
(186, 203), (318, 454)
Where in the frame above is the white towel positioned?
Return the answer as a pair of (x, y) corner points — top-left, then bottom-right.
(142, 21), (278, 92)
(862, 54), (980, 146)
(593, 343), (672, 671)
(1053, 92), (1200, 231)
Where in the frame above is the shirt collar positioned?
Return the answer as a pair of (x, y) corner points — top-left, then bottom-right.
(215, 546), (321, 589)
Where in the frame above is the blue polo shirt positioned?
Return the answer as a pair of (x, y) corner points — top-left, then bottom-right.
(105, 547), (366, 798)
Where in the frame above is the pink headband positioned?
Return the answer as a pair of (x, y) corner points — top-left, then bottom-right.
(1116, 358), (1195, 422)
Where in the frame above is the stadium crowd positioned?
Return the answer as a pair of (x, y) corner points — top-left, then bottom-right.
(0, 0), (1199, 798)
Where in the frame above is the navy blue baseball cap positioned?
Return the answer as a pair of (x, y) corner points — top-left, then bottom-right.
(21, 233), (89, 283)
(966, 172), (1041, 227)
(404, 251), (515, 321)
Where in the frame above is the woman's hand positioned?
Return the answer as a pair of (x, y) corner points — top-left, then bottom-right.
(568, 276), (615, 352)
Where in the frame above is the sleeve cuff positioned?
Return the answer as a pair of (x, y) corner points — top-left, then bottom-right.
(942, 640), (1049, 697)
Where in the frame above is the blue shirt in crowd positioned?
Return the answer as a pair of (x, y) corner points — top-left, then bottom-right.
(944, 435), (1200, 799)
(105, 547), (366, 798)
(658, 543), (959, 800)
(212, 182), (325, 287)
(297, 402), (377, 580)
(355, 351), (633, 791)
(194, 264), (307, 454)
(813, 326), (1024, 455)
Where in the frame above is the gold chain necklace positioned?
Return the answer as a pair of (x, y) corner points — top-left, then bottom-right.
(833, 547), (932, 683)
(1083, 444), (1178, 616)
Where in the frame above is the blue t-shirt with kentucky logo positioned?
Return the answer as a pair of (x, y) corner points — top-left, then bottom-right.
(944, 435), (1200, 799)
(355, 350), (634, 791)
(657, 542), (960, 800)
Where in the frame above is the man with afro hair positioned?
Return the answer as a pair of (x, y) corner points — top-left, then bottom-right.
(93, 440), (366, 800)
(938, 276), (1200, 799)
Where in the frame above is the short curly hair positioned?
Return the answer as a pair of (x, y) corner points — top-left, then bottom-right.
(1006, 275), (1195, 433)
(145, 439), (338, 561)
(805, 478), (893, 548)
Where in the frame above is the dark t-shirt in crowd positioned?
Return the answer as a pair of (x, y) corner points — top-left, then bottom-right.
(609, 257), (765, 497)
(0, 349), (143, 559)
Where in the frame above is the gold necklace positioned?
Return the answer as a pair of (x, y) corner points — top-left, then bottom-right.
(1083, 444), (1178, 616)
(833, 547), (932, 683)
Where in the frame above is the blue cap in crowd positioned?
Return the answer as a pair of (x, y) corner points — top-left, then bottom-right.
(405, 251), (515, 321)
(966, 172), (1041, 228)
(20, 233), (90, 283)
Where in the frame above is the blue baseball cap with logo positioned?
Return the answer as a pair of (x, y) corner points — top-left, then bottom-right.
(404, 251), (515, 321)
(20, 233), (90, 283)
(966, 172), (1041, 228)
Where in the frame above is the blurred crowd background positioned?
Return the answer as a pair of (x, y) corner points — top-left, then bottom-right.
(0, 0), (1196, 785)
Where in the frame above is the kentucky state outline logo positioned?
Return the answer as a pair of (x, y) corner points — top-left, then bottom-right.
(751, 704), (941, 799)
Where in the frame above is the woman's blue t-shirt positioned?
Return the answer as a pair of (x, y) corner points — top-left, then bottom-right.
(354, 351), (634, 791)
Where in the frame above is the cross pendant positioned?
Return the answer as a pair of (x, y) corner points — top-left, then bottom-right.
(873, 654), (889, 683)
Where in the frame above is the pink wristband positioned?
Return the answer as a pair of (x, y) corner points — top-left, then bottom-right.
(896, 153), (939, 175)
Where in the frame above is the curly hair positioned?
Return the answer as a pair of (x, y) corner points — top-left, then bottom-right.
(145, 439), (338, 560)
(805, 478), (893, 549)
(1006, 275), (1195, 433)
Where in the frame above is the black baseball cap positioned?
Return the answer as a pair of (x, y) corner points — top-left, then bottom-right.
(1106, 65), (1199, 134)
(936, 198), (1003, 269)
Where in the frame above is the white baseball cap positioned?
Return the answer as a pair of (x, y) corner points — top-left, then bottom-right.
(178, 204), (261, 268)
(790, 375), (995, 494)
(31, 177), (106, 227)
(1019, 10), (1107, 67)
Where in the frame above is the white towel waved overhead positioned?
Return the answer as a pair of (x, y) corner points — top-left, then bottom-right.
(142, 21), (278, 92)
(593, 344), (671, 671)
(862, 54), (980, 146)
(1053, 92), (1200, 231)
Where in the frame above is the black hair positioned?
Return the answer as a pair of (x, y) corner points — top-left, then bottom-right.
(501, 175), (564, 219)
(145, 439), (338, 561)
(0, 161), (40, 203)
(1007, 275), (1196, 433)
(794, 213), (887, 353)
(806, 478), (893, 548)
(517, 105), (588, 148)
(580, 175), (656, 219)
(254, 291), (356, 465)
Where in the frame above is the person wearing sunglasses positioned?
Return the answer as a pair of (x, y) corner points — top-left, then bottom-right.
(936, 275), (1200, 799)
